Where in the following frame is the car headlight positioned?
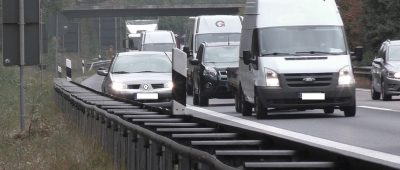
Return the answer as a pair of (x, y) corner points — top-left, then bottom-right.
(165, 81), (174, 89)
(265, 68), (280, 87)
(338, 66), (355, 85)
(388, 71), (400, 79)
(203, 67), (218, 77)
(111, 82), (125, 91)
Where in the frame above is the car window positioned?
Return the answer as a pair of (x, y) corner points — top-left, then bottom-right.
(204, 46), (240, 63)
(142, 43), (176, 52)
(388, 45), (400, 61)
(112, 54), (172, 73)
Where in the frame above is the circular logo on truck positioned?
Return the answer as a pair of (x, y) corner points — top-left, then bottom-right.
(216, 21), (225, 27)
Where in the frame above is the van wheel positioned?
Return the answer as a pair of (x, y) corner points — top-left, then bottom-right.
(381, 81), (392, 101)
(240, 88), (252, 116)
(371, 81), (380, 100)
(234, 90), (241, 113)
(255, 94), (268, 119)
(193, 87), (199, 105)
(343, 99), (356, 117)
(198, 87), (209, 106)
(323, 107), (334, 114)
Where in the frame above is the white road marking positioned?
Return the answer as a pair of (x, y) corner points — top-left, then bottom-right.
(188, 105), (400, 167)
(358, 106), (393, 111)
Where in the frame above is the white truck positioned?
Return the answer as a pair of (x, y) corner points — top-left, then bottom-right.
(125, 20), (158, 50)
(184, 15), (242, 94)
(234, 0), (363, 119)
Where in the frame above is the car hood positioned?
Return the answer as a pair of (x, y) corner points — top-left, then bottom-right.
(110, 73), (172, 84)
(387, 61), (400, 71)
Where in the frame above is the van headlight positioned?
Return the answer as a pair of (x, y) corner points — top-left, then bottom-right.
(265, 68), (280, 87)
(388, 71), (400, 79)
(203, 67), (218, 77)
(165, 81), (174, 89)
(338, 66), (355, 85)
(111, 82), (125, 91)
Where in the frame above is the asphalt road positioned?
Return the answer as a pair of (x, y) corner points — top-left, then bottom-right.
(81, 74), (400, 156)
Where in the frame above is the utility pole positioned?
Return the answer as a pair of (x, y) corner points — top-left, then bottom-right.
(19, 0), (26, 131)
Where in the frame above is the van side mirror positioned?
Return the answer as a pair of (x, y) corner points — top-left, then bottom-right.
(351, 46), (363, 62)
(373, 58), (384, 65)
(243, 51), (252, 65)
(189, 59), (199, 65)
(97, 67), (108, 76)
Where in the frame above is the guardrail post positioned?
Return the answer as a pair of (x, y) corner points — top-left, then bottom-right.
(172, 48), (187, 115)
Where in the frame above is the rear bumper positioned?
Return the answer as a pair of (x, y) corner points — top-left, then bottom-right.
(256, 85), (355, 109)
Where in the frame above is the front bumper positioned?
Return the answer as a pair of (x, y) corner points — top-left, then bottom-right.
(385, 78), (400, 96)
(256, 85), (355, 109)
(110, 89), (172, 102)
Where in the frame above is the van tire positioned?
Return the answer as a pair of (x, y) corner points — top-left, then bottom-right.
(193, 88), (199, 105)
(343, 99), (356, 117)
(198, 87), (209, 106)
(255, 94), (268, 119)
(240, 88), (252, 116)
(371, 81), (380, 100)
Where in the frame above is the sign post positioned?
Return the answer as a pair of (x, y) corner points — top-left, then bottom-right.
(2, 0), (40, 131)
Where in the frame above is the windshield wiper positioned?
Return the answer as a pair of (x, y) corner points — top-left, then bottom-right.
(262, 52), (293, 56)
(295, 51), (343, 55)
(112, 71), (130, 74)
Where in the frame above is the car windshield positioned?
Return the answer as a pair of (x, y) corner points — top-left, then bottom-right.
(195, 33), (241, 52)
(259, 26), (347, 56)
(112, 54), (171, 73)
(388, 45), (400, 61)
(142, 43), (176, 52)
(203, 46), (239, 64)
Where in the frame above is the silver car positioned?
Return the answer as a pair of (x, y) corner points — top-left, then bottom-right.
(98, 51), (173, 102)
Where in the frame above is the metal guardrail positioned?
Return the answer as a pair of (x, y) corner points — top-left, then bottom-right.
(55, 79), (234, 170)
(55, 78), (398, 170)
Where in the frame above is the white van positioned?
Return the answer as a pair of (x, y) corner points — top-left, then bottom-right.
(237, 0), (363, 119)
(184, 15), (242, 94)
(140, 30), (177, 52)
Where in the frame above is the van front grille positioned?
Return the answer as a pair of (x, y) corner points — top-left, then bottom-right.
(283, 73), (333, 87)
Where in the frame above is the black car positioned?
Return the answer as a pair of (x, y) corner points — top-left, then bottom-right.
(189, 42), (240, 106)
(371, 40), (400, 101)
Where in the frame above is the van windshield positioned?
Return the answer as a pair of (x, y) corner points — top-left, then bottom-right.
(388, 45), (400, 61)
(259, 26), (347, 56)
(195, 33), (241, 52)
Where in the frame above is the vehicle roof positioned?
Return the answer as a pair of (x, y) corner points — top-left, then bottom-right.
(202, 42), (240, 47)
(387, 40), (400, 46)
(243, 0), (343, 28)
(195, 15), (242, 34)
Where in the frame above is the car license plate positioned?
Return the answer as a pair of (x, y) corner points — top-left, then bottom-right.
(301, 93), (325, 100)
(137, 93), (158, 100)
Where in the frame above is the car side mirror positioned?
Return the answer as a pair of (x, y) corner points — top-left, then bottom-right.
(243, 51), (252, 65)
(97, 68), (108, 76)
(351, 46), (363, 61)
(373, 58), (384, 65)
(189, 59), (199, 65)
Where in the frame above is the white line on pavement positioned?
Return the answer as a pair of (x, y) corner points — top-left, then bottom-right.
(188, 105), (400, 167)
(358, 106), (393, 111)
